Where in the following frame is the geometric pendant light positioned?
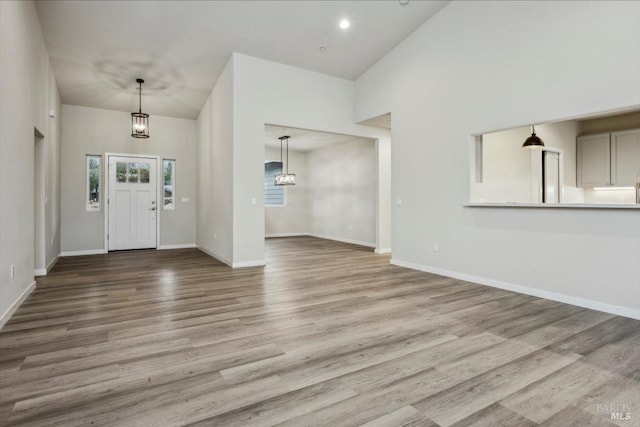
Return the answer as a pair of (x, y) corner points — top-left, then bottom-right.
(131, 78), (149, 138)
(522, 124), (544, 149)
(275, 135), (296, 185)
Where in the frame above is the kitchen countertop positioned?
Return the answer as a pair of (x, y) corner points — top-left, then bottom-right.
(465, 202), (640, 209)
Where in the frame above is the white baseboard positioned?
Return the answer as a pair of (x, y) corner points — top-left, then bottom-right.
(60, 249), (107, 257)
(34, 255), (60, 277)
(310, 233), (375, 248)
(47, 255), (59, 272)
(390, 259), (640, 320)
(197, 246), (233, 267)
(0, 281), (36, 330)
(157, 244), (197, 250)
(197, 246), (265, 269)
(375, 248), (392, 254)
(266, 233), (309, 238)
(232, 260), (266, 268)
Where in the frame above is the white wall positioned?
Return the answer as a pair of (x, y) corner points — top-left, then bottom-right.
(0, 1), (62, 326)
(478, 126), (534, 203)
(264, 147), (311, 237)
(196, 58), (234, 264)
(231, 53), (391, 264)
(61, 105), (197, 253)
(355, 1), (640, 317)
(308, 139), (377, 246)
(46, 69), (62, 269)
(376, 137), (392, 252)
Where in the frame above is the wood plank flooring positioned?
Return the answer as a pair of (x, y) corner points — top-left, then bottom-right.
(1, 236), (639, 426)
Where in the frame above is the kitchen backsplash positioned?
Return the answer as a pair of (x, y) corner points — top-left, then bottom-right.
(583, 188), (637, 204)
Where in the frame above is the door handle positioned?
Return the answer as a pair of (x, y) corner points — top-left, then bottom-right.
(149, 207), (156, 211)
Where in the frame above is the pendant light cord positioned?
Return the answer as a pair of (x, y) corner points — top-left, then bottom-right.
(278, 136), (290, 173)
(138, 81), (142, 114)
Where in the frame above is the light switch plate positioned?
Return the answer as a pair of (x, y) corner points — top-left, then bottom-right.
(181, 197), (189, 203)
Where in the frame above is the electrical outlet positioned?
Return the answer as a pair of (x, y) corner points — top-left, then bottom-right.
(10, 265), (15, 279)
(251, 197), (256, 206)
(213, 233), (217, 240)
(51, 238), (54, 247)
(432, 243), (439, 253)
(395, 198), (403, 206)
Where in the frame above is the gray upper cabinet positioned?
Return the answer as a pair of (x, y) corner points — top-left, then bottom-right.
(577, 133), (610, 187)
(577, 129), (640, 187)
(611, 129), (640, 186)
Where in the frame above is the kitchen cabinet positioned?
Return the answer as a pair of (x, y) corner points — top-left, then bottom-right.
(577, 133), (610, 187)
(577, 129), (640, 187)
(611, 129), (640, 186)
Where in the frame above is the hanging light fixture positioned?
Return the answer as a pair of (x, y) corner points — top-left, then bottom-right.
(275, 135), (296, 185)
(131, 78), (149, 138)
(522, 125), (544, 149)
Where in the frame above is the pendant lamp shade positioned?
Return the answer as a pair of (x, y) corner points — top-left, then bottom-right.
(275, 135), (295, 185)
(522, 125), (544, 149)
(131, 79), (149, 138)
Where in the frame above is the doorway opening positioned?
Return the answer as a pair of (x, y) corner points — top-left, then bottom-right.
(104, 154), (159, 251)
(34, 129), (46, 276)
(262, 124), (385, 252)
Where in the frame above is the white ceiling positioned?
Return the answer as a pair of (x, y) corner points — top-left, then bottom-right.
(36, 1), (448, 119)
(265, 125), (373, 152)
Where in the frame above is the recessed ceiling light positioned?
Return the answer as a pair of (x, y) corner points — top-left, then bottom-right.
(399, 0), (410, 5)
(339, 19), (350, 29)
(319, 46), (326, 52)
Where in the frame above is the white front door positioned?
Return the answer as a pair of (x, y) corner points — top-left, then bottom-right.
(108, 156), (157, 250)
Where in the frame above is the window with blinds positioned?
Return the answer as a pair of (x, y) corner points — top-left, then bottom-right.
(265, 161), (285, 206)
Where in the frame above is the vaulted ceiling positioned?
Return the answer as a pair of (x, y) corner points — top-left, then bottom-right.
(36, 0), (448, 119)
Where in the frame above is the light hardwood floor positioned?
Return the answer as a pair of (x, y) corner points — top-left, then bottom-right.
(1, 237), (639, 426)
